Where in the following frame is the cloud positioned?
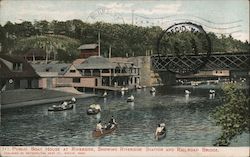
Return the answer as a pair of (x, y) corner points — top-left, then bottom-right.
(140, 3), (182, 15)
(232, 32), (249, 42)
(96, 2), (182, 15)
(98, 2), (134, 9)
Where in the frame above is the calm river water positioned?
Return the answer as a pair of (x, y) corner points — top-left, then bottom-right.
(0, 86), (249, 146)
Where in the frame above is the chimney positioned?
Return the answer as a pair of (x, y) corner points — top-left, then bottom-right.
(109, 45), (112, 59)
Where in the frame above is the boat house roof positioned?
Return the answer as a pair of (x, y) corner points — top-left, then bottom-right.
(0, 55), (39, 79)
(31, 63), (71, 75)
(77, 44), (98, 50)
(76, 56), (116, 69)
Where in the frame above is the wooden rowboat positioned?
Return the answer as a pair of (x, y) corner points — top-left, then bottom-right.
(92, 124), (118, 138)
(87, 108), (101, 115)
(48, 104), (73, 111)
(155, 131), (166, 141)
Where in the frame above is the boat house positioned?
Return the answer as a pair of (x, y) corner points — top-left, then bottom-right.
(78, 43), (98, 59)
(0, 55), (39, 90)
(74, 56), (140, 92)
(31, 63), (70, 88)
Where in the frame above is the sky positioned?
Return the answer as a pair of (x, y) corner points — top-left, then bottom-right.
(0, 0), (249, 41)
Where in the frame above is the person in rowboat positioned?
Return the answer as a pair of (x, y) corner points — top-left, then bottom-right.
(160, 123), (166, 132)
(96, 120), (103, 134)
(61, 101), (68, 109)
(107, 116), (117, 129)
(155, 124), (164, 136)
(68, 97), (76, 104)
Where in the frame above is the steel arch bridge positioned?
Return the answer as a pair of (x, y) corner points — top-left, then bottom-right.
(151, 52), (250, 73)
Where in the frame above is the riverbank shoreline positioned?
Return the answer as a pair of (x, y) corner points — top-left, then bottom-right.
(1, 93), (96, 109)
(0, 88), (97, 109)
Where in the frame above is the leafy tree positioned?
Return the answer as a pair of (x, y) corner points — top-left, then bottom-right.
(0, 20), (249, 57)
(57, 49), (79, 62)
(34, 20), (49, 35)
(213, 83), (249, 146)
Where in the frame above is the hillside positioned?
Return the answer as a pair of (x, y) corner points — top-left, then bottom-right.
(0, 20), (249, 59)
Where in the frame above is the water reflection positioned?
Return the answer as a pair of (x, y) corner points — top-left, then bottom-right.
(151, 92), (156, 97)
(73, 104), (76, 112)
(63, 111), (68, 118)
(121, 91), (125, 96)
(103, 98), (107, 104)
(128, 102), (135, 110)
(95, 113), (101, 120)
(209, 93), (215, 99)
(185, 94), (190, 103)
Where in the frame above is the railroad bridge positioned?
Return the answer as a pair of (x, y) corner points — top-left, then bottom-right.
(151, 52), (250, 74)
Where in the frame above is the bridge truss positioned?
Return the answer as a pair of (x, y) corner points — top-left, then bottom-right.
(151, 52), (250, 74)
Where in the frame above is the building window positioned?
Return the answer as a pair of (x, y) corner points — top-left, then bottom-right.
(13, 63), (23, 71)
(73, 78), (80, 83)
(102, 69), (110, 73)
(70, 70), (76, 73)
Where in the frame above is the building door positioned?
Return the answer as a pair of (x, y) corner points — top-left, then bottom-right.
(28, 80), (32, 88)
(47, 78), (52, 88)
(14, 79), (20, 89)
(95, 78), (98, 86)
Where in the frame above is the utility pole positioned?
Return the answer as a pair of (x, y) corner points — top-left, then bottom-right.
(98, 31), (101, 56)
(33, 51), (35, 62)
(109, 45), (112, 59)
(132, 10), (134, 25)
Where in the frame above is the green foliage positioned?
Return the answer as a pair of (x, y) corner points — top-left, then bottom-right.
(57, 49), (79, 63)
(15, 35), (80, 52)
(0, 20), (249, 57)
(213, 83), (249, 146)
(13, 35), (80, 62)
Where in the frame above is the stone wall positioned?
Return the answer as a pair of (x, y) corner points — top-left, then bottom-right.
(128, 56), (176, 86)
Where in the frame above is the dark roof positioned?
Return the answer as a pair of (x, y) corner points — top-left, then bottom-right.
(0, 55), (40, 79)
(25, 48), (46, 57)
(78, 44), (98, 50)
(0, 54), (22, 63)
(76, 56), (116, 69)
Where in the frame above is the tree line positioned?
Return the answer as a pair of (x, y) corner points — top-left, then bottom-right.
(0, 20), (249, 60)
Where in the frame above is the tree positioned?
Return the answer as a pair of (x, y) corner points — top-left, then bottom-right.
(34, 20), (49, 35)
(213, 83), (249, 146)
(57, 49), (79, 63)
(1, 19), (249, 56)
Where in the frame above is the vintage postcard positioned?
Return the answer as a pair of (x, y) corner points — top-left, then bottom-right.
(0, 0), (249, 157)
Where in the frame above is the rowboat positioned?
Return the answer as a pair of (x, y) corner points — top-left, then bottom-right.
(136, 85), (142, 89)
(87, 104), (101, 115)
(48, 97), (76, 112)
(87, 108), (101, 115)
(127, 95), (135, 102)
(92, 124), (118, 138)
(155, 123), (166, 140)
(185, 90), (191, 94)
(48, 103), (74, 111)
(155, 130), (166, 140)
(150, 87), (156, 93)
(209, 89), (215, 94)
